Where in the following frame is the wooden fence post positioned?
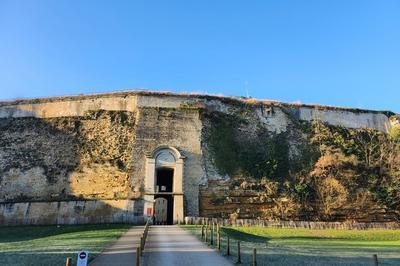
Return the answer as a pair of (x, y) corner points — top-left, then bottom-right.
(253, 248), (257, 266)
(237, 241), (241, 264)
(136, 246), (141, 266)
(65, 257), (71, 266)
(373, 254), (378, 266)
(210, 225), (214, 245)
(217, 232), (221, 250)
(227, 236), (230, 256)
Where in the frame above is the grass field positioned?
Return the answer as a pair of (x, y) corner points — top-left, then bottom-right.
(0, 224), (131, 266)
(182, 225), (400, 266)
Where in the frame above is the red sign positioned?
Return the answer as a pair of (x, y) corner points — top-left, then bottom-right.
(147, 208), (153, 216)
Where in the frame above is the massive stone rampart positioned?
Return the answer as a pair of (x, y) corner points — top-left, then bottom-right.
(0, 90), (397, 225)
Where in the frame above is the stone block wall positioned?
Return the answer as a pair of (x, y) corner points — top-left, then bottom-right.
(130, 106), (205, 216)
(0, 91), (396, 225)
(0, 108), (140, 225)
(0, 200), (143, 226)
(0, 110), (136, 202)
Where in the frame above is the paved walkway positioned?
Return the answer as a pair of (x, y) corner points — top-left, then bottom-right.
(143, 225), (233, 266)
(90, 226), (143, 266)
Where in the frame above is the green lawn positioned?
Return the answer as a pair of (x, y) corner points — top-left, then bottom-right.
(182, 225), (400, 266)
(0, 224), (131, 266)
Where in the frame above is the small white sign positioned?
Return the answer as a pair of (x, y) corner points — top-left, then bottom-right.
(77, 250), (89, 266)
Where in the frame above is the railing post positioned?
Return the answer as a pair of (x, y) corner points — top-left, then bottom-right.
(65, 257), (71, 266)
(227, 236), (230, 256)
(373, 254), (378, 266)
(237, 241), (241, 264)
(217, 232), (221, 250)
(136, 246), (141, 266)
(253, 248), (257, 266)
(210, 224), (214, 245)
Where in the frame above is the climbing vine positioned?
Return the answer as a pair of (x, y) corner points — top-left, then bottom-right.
(205, 108), (400, 221)
(206, 111), (291, 180)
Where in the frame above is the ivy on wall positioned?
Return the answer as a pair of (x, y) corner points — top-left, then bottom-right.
(206, 113), (238, 176)
(204, 108), (400, 221)
(205, 111), (291, 180)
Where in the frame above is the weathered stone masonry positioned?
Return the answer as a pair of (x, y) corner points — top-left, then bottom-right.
(0, 91), (396, 225)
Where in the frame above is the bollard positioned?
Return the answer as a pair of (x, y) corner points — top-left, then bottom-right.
(373, 254), (378, 266)
(237, 241), (241, 264)
(205, 226), (208, 242)
(253, 248), (257, 266)
(227, 236), (230, 256)
(136, 246), (141, 266)
(65, 257), (71, 266)
(201, 225), (205, 240)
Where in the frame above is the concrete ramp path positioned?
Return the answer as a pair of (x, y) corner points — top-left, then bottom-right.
(90, 226), (143, 266)
(143, 225), (233, 266)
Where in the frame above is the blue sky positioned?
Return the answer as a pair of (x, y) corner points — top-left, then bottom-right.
(0, 1), (399, 112)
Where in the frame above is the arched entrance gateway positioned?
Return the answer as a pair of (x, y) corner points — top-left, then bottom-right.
(143, 146), (185, 224)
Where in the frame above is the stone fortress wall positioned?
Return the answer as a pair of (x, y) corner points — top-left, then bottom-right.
(0, 90), (396, 225)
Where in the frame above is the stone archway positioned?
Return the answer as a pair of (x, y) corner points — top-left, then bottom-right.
(143, 146), (185, 224)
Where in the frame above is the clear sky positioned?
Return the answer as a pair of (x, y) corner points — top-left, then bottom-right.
(0, 1), (399, 112)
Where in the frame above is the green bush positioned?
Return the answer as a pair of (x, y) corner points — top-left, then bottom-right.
(390, 125), (400, 143)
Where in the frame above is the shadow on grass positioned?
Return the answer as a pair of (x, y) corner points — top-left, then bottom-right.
(220, 228), (330, 243)
(221, 228), (270, 243)
(220, 228), (360, 244)
(269, 236), (348, 241)
(220, 228), (365, 242)
(0, 224), (131, 243)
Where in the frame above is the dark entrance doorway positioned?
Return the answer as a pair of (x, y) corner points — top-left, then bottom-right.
(156, 168), (173, 193)
(155, 168), (174, 224)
